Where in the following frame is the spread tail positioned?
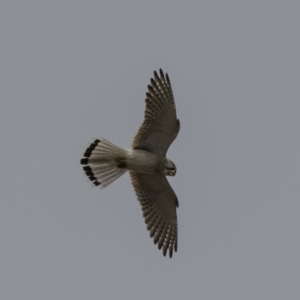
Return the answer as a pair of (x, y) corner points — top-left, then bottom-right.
(80, 138), (128, 189)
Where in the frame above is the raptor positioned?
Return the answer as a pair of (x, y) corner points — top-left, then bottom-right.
(80, 69), (180, 257)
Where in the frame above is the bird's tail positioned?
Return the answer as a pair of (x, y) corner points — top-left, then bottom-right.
(80, 138), (128, 189)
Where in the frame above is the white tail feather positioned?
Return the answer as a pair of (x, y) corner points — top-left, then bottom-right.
(80, 138), (128, 189)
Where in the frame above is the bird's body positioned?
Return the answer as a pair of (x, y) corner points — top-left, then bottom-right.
(124, 149), (167, 175)
(80, 69), (180, 257)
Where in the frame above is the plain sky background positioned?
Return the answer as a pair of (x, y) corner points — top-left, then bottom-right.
(1, 1), (300, 299)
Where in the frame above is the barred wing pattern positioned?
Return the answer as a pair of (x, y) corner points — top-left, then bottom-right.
(130, 171), (179, 258)
(131, 69), (180, 155)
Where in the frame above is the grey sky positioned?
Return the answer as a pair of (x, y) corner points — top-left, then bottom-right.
(1, 2), (300, 299)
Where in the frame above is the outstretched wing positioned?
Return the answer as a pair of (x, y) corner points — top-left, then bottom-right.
(130, 171), (179, 258)
(131, 69), (180, 155)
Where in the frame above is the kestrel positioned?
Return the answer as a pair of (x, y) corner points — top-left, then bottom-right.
(80, 69), (180, 257)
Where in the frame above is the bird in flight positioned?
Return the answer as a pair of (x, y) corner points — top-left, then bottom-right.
(80, 69), (180, 257)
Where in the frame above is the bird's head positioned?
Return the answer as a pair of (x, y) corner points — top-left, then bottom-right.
(164, 159), (177, 176)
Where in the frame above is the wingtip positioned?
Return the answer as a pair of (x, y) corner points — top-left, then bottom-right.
(166, 73), (171, 85)
(150, 78), (156, 85)
(153, 68), (167, 79)
(163, 246), (174, 258)
(159, 68), (164, 78)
